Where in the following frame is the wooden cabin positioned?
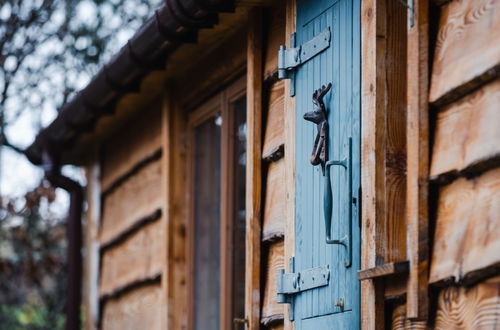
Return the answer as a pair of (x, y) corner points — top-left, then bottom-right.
(24, 0), (500, 329)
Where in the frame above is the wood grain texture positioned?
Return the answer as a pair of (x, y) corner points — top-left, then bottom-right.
(435, 276), (500, 329)
(430, 79), (500, 180)
(101, 284), (163, 330)
(406, 0), (429, 320)
(167, 103), (189, 330)
(100, 104), (162, 191)
(429, 0), (500, 107)
(361, 0), (412, 325)
(262, 80), (285, 160)
(263, 1), (285, 79)
(391, 304), (407, 330)
(383, 0), (408, 265)
(360, 0), (385, 327)
(263, 158), (286, 242)
(283, 0), (295, 326)
(261, 240), (285, 326)
(100, 159), (162, 244)
(245, 8), (263, 329)
(391, 304), (429, 329)
(100, 219), (163, 297)
(430, 167), (500, 285)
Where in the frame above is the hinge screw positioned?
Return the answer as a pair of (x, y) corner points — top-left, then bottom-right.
(335, 298), (345, 312)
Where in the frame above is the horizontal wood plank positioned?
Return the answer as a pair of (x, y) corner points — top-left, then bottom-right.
(101, 105), (162, 191)
(100, 220), (163, 297)
(430, 79), (500, 180)
(261, 240), (285, 325)
(429, 0), (500, 106)
(101, 284), (163, 330)
(430, 167), (500, 284)
(263, 80), (285, 160)
(262, 158), (286, 242)
(101, 160), (162, 244)
(435, 276), (500, 329)
(358, 261), (409, 280)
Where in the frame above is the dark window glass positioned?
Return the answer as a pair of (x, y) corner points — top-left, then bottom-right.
(231, 98), (247, 324)
(193, 115), (221, 330)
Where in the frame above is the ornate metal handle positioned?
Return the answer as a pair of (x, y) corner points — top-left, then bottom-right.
(303, 83), (332, 175)
(303, 84), (352, 267)
(323, 138), (352, 268)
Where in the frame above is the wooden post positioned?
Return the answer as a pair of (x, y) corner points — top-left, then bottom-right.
(245, 7), (263, 330)
(406, 0), (429, 320)
(361, 0), (387, 328)
(162, 87), (189, 329)
(284, 0), (296, 328)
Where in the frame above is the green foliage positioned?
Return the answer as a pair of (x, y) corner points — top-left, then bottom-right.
(0, 182), (67, 329)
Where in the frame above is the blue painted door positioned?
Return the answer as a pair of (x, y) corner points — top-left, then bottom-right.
(294, 0), (360, 328)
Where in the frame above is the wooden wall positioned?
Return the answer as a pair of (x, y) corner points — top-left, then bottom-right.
(259, 2), (287, 328)
(427, 0), (500, 326)
(388, 0), (500, 328)
(83, 1), (499, 329)
(98, 103), (165, 329)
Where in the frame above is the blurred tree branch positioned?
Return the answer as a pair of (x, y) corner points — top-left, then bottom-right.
(0, 0), (161, 327)
(0, 0), (160, 153)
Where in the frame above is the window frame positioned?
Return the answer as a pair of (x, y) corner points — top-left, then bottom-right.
(186, 77), (246, 330)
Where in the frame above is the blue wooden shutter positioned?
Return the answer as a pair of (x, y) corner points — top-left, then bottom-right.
(281, 0), (361, 328)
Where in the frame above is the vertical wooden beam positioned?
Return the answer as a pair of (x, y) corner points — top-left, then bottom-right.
(406, 0), (429, 321)
(161, 87), (172, 330)
(84, 160), (101, 330)
(164, 88), (189, 330)
(245, 7), (263, 330)
(283, 0), (296, 328)
(361, 0), (386, 328)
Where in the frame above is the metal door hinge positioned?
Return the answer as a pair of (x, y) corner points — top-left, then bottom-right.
(277, 264), (330, 302)
(278, 27), (331, 96)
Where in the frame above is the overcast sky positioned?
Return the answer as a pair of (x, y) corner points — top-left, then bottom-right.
(0, 0), (159, 216)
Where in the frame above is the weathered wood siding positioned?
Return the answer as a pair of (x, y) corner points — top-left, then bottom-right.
(260, 2), (286, 328)
(387, 0), (500, 327)
(99, 104), (164, 329)
(429, 0), (500, 107)
(100, 220), (163, 297)
(430, 79), (500, 180)
(262, 158), (286, 241)
(101, 160), (162, 244)
(428, 0), (500, 285)
(101, 284), (163, 330)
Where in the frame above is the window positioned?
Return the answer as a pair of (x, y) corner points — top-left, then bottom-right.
(188, 78), (246, 330)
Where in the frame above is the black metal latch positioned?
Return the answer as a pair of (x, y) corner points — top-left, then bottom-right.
(278, 27), (331, 96)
